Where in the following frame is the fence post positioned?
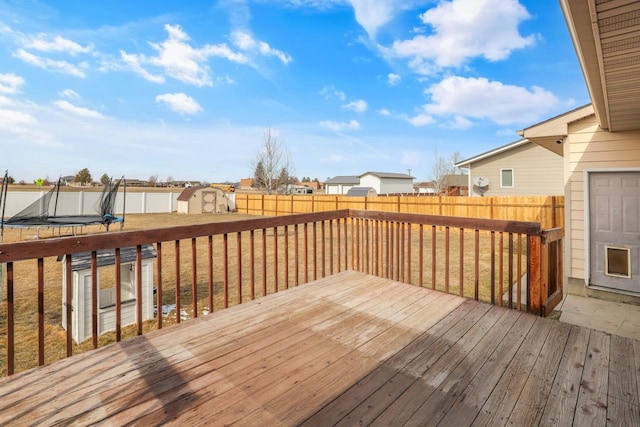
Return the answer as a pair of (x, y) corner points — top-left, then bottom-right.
(527, 234), (543, 316)
(551, 196), (557, 228)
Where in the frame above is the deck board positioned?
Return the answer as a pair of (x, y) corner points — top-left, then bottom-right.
(0, 270), (639, 426)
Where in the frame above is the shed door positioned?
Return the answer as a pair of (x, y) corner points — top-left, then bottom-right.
(589, 172), (640, 292)
(202, 191), (217, 213)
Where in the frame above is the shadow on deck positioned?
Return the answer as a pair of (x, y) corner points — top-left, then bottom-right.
(0, 271), (636, 426)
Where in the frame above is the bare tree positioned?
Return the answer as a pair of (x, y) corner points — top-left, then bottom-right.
(148, 174), (159, 187)
(430, 150), (462, 194)
(252, 128), (294, 194)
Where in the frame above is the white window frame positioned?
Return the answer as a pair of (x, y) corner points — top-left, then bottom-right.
(500, 168), (514, 188)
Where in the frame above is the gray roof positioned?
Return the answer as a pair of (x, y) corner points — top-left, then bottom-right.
(359, 171), (415, 179)
(346, 187), (377, 197)
(324, 175), (360, 185)
(443, 174), (469, 187)
(58, 244), (157, 271)
(455, 139), (530, 167)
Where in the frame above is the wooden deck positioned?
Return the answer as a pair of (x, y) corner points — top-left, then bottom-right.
(0, 271), (638, 426)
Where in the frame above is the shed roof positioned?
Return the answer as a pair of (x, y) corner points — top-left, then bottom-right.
(346, 187), (377, 197)
(442, 175), (469, 187)
(324, 176), (360, 185)
(177, 185), (212, 201)
(58, 244), (157, 271)
(359, 172), (415, 179)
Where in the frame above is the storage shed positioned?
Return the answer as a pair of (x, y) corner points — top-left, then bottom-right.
(177, 186), (229, 214)
(60, 244), (157, 344)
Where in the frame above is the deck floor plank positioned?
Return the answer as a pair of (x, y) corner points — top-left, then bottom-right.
(573, 329), (610, 426)
(0, 271), (639, 426)
(540, 325), (590, 426)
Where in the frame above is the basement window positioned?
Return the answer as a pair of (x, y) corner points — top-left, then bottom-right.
(605, 246), (632, 278)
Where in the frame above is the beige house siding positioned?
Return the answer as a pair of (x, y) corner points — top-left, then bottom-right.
(565, 114), (640, 281)
(468, 143), (563, 196)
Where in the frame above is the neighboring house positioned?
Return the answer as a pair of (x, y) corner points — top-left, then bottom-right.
(439, 175), (469, 196)
(519, 0), (640, 301)
(177, 186), (229, 214)
(346, 187), (377, 197)
(414, 181), (436, 195)
(358, 172), (414, 195)
(455, 139), (563, 196)
(324, 176), (359, 195)
(240, 178), (253, 189)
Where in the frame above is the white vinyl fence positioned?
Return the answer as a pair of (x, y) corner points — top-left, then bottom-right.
(1, 191), (181, 217)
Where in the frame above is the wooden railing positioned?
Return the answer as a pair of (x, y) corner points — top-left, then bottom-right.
(0, 210), (562, 376)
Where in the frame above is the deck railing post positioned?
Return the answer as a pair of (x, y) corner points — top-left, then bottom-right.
(527, 234), (543, 316)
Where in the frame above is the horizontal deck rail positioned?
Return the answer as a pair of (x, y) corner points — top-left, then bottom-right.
(0, 210), (562, 376)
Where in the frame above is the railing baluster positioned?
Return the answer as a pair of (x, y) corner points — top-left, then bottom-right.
(304, 223), (309, 283)
(115, 248), (122, 338)
(344, 217), (348, 271)
(329, 220), (334, 275)
(419, 224), (424, 287)
(249, 230), (256, 300)
(250, 230), (255, 297)
(474, 229), (479, 301)
(262, 229), (267, 297)
(237, 232), (242, 304)
(396, 222), (400, 281)
(62, 254), (73, 356)
(321, 221), (326, 278)
(517, 234), (522, 311)
(459, 228), (464, 297)
(284, 226), (289, 288)
(7, 261), (14, 376)
(136, 245), (143, 334)
(407, 223), (412, 285)
(445, 226), (450, 293)
(157, 242), (163, 328)
(207, 237), (213, 311)
(38, 257), (45, 363)
(294, 224), (299, 286)
(90, 252), (98, 348)
(431, 225), (436, 290)
(508, 233), (514, 309)
(350, 218), (355, 270)
(313, 222), (317, 280)
(499, 232), (504, 307)
(490, 231), (495, 305)
(223, 234), (228, 308)
(191, 238), (198, 318)
(337, 219), (341, 273)
(355, 219), (360, 272)
(273, 226), (278, 292)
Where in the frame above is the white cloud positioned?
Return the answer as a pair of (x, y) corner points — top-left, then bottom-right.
(320, 85), (346, 101)
(448, 115), (473, 129)
(423, 76), (559, 125)
(347, 0), (428, 38)
(231, 31), (292, 64)
(13, 49), (86, 77)
(121, 24), (249, 87)
(323, 153), (346, 163)
(384, 0), (535, 73)
(155, 93), (203, 115)
(319, 119), (360, 131)
(0, 96), (12, 106)
(408, 113), (435, 127)
(23, 34), (93, 55)
(377, 108), (391, 116)
(0, 108), (37, 127)
(387, 73), (401, 86)
(0, 73), (25, 94)
(120, 51), (165, 84)
(53, 100), (105, 118)
(400, 150), (422, 167)
(59, 88), (80, 99)
(342, 99), (368, 113)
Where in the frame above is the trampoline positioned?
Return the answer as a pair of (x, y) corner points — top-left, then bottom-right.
(0, 172), (125, 239)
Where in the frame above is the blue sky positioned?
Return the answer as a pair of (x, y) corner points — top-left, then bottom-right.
(0, 0), (588, 183)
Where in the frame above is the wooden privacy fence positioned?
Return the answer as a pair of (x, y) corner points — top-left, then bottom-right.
(0, 210), (562, 376)
(236, 194), (564, 229)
